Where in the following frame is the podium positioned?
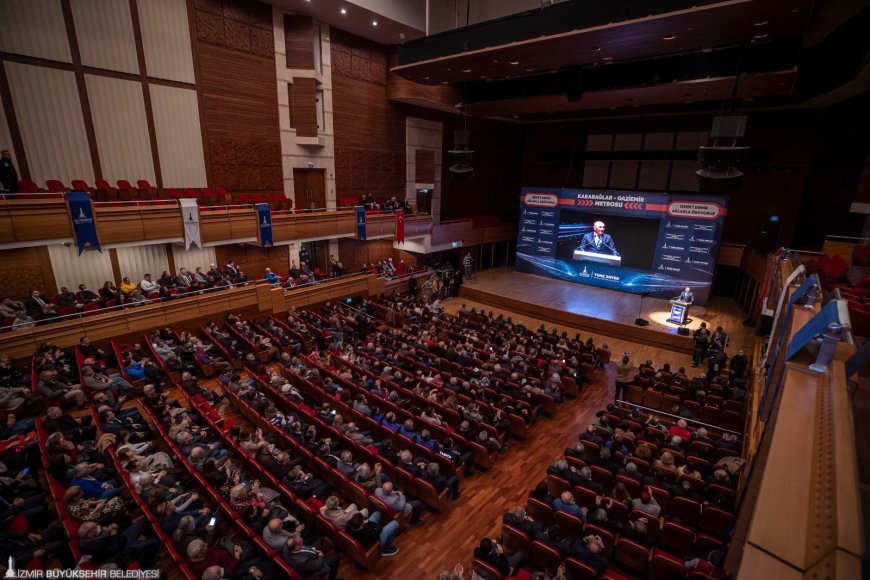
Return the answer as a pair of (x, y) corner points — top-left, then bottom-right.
(573, 249), (622, 266)
(668, 300), (690, 325)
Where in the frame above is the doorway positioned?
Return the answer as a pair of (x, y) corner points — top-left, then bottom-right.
(293, 168), (326, 211)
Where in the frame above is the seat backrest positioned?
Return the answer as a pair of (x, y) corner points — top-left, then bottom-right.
(18, 179), (40, 193)
(45, 179), (67, 192)
(117, 179), (135, 190)
(71, 179), (90, 191)
(650, 549), (687, 579)
(471, 559), (504, 580)
(94, 179), (112, 189)
(564, 558), (599, 580)
(615, 537), (650, 574)
(136, 179), (153, 189)
(660, 521), (695, 555)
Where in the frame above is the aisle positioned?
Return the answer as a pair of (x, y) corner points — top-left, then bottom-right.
(339, 297), (642, 579)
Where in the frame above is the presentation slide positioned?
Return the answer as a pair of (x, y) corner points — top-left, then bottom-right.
(516, 188), (729, 306)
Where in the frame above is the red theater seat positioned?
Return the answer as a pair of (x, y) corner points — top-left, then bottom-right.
(45, 179), (67, 192)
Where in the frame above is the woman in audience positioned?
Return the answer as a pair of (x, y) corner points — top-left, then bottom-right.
(320, 494), (367, 529)
(99, 280), (123, 304)
(63, 485), (126, 524)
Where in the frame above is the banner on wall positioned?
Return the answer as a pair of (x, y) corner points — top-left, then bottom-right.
(256, 203), (273, 247)
(395, 209), (405, 243)
(66, 191), (101, 254)
(356, 206), (367, 240)
(180, 198), (201, 250)
(515, 188), (729, 306)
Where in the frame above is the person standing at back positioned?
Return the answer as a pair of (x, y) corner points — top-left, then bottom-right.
(0, 150), (18, 193)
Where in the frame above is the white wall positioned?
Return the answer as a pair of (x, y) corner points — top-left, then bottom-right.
(149, 85), (207, 188)
(71, 0), (139, 74)
(0, 0), (71, 62)
(171, 245), (216, 273)
(4, 62), (94, 185)
(48, 244), (115, 294)
(137, 0), (195, 83)
(86, 75), (156, 185)
(116, 245), (170, 282)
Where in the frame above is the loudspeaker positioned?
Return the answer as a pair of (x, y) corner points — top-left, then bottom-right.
(677, 327), (690, 335)
(566, 69), (584, 102)
(634, 318), (649, 326)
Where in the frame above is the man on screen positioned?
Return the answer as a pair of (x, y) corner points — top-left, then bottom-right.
(578, 221), (620, 256)
(677, 287), (694, 303)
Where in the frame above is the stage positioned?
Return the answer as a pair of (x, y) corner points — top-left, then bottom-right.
(459, 268), (753, 355)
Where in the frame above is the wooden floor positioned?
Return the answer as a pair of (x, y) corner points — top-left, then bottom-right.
(338, 288), (757, 579)
(462, 267), (756, 357)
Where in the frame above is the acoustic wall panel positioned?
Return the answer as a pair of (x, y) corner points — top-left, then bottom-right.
(116, 245), (170, 282)
(0, 0), (72, 63)
(149, 84), (207, 188)
(85, 75), (156, 185)
(0, 93), (15, 169)
(137, 0), (195, 83)
(4, 63), (94, 185)
(48, 244), (114, 295)
(70, 0), (139, 74)
(171, 245), (216, 274)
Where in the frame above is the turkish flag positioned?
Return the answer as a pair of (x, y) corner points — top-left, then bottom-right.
(395, 209), (405, 244)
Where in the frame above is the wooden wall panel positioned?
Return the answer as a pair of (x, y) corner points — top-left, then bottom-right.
(94, 206), (183, 244)
(0, 247), (58, 301)
(337, 239), (397, 273)
(289, 78), (317, 138)
(283, 14), (314, 69)
(200, 208), (258, 242)
(195, 36), (281, 193)
(331, 29), (405, 200)
(0, 200), (74, 242)
(214, 244), (288, 280)
(415, 149), (435, 184)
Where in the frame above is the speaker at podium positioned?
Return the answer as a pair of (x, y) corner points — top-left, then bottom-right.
(668, 299), (691, 325)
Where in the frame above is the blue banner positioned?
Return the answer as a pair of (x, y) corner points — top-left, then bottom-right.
(516, 188), (729, 306)
(356, 206), (367, 240)
(66, 191), (100, 254)
(256, 203), (273, 247)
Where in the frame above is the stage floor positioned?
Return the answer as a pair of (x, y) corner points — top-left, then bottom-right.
(460, 268), (755, 355)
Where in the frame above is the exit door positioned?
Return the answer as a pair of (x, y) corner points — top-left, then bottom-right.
(293, 168), (326, 211)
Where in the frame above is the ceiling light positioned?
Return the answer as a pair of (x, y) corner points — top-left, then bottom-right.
(440, 81), (448, 85)
(340, 7), (347, 14)
(479, 75), (488, 79)
(461, 69), (471, 73)
(508, 60), (519, 65)
(525, 68), (536, 72)
(372, 20), (378, 27)
(754, 20), (768, 26)
(602, 56), (613, 62)
(422, 76), (429, 80)
(753, 33), (768, 39)
(663, 34), (677, 41)
(590, 46), (601, 52)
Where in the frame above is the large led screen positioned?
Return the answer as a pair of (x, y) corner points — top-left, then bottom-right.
(516, 188), (729, 306)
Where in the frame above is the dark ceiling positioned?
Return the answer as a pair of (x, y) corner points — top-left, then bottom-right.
(390, 0), (870, 122)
